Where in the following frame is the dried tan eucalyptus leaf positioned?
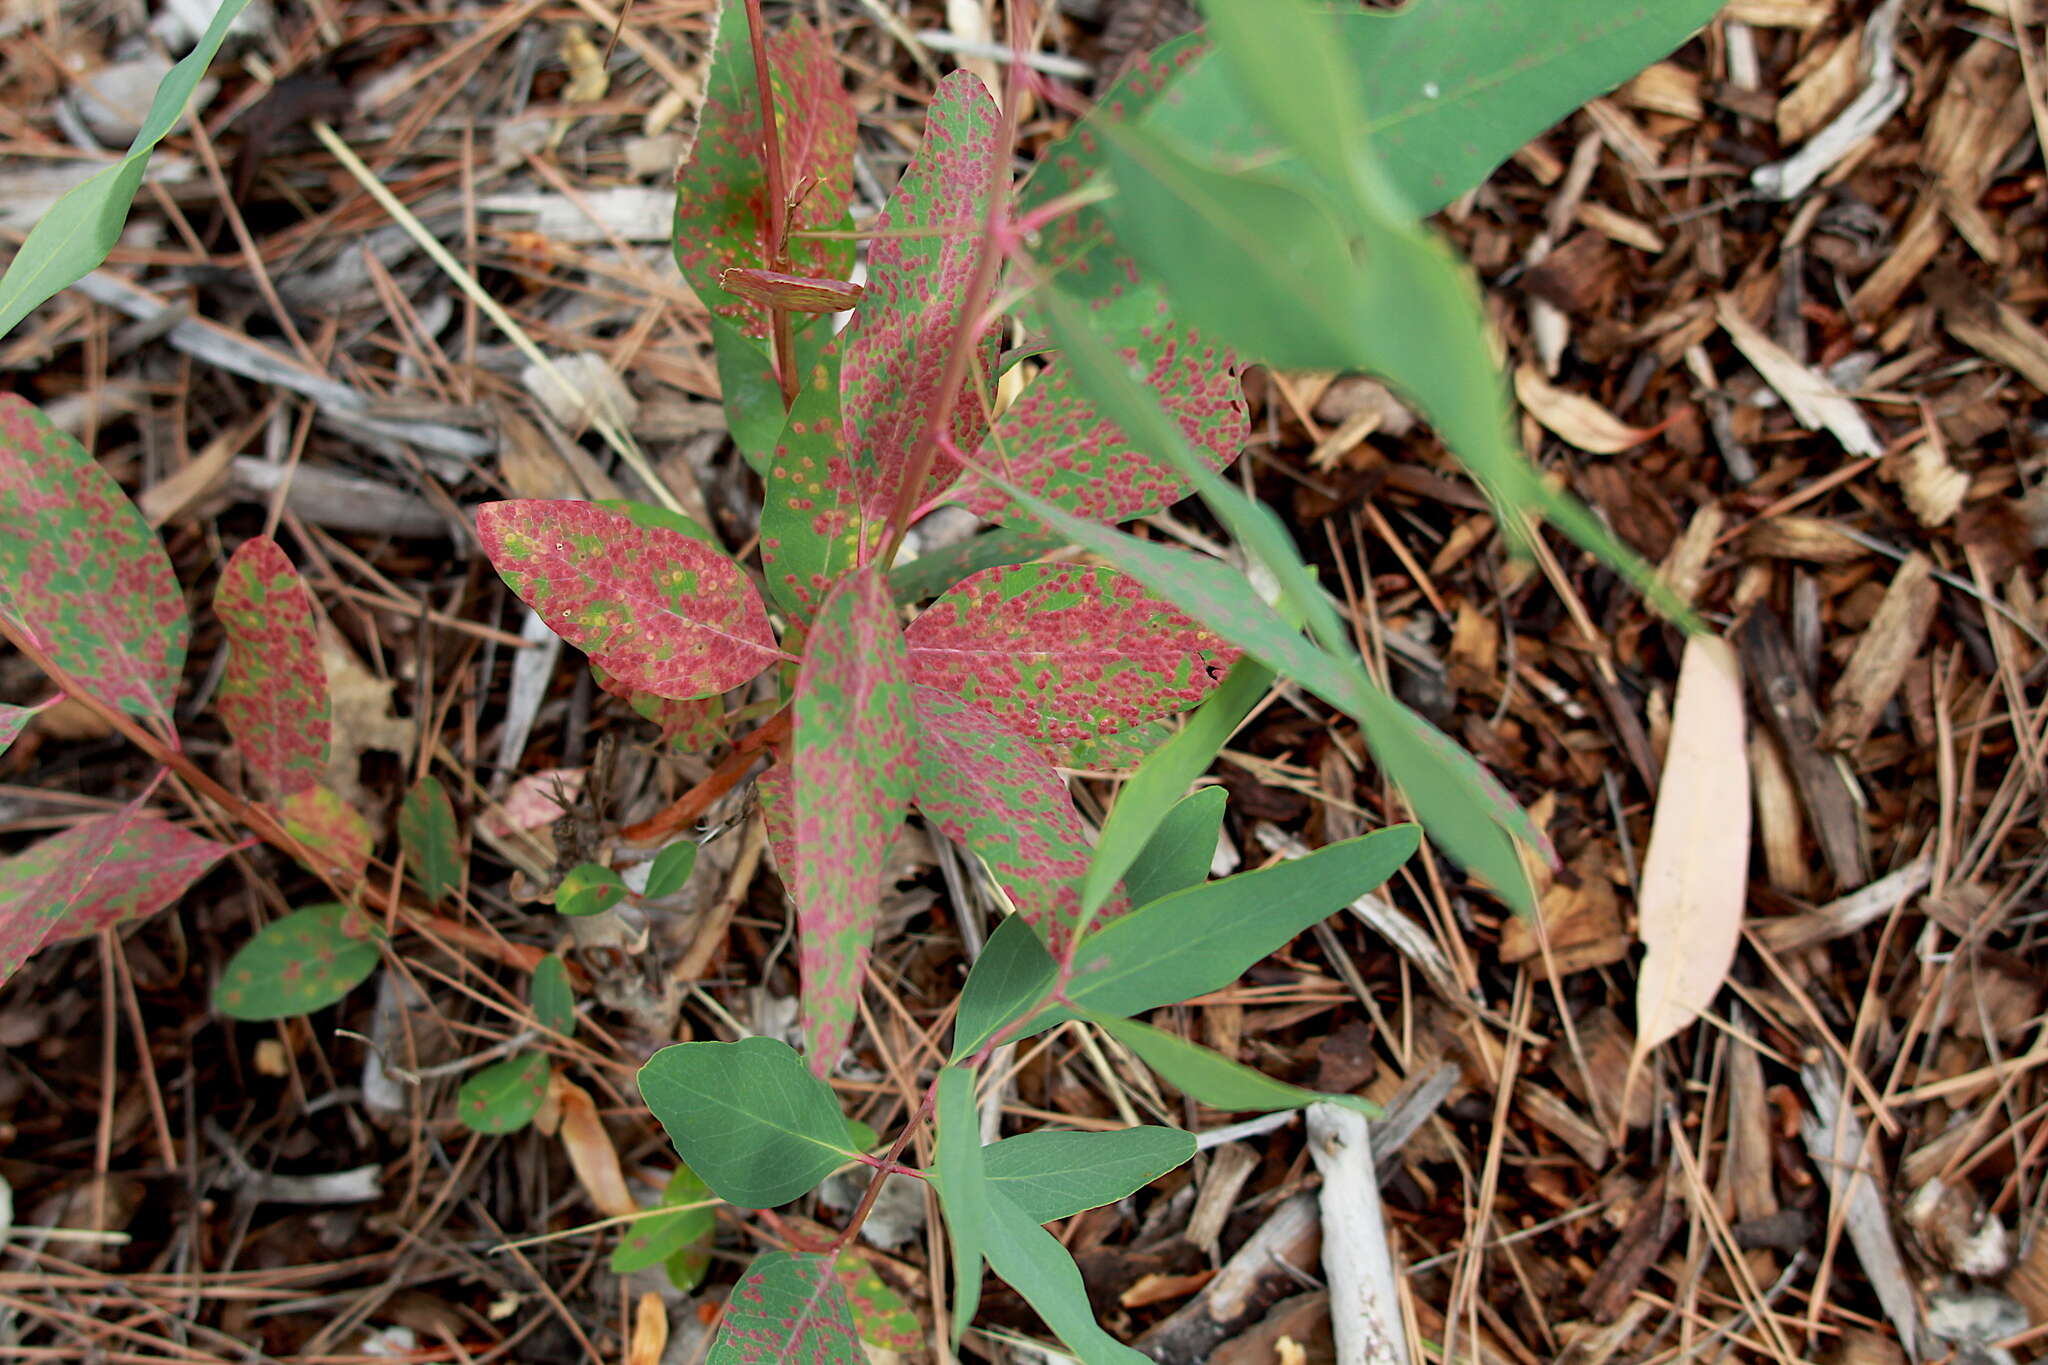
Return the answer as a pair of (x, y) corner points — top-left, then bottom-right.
(1513, 364), (1657, 454)
(1634, 636), (1750, 1062)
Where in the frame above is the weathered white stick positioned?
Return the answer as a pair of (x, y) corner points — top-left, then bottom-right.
(1308, 1103), (1408, 1365)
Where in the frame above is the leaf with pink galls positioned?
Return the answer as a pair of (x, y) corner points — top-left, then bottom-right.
(760, 346), (872, 623)
(906, 564), (1237, 750)
(838, 70), (1002, 523)
(458, 1050), (553, 1134)
(708, 1251), (863, 1365)
(592, 663), (728, 754)
(476, 500), (781, 701)
(215, 536), (330, 798)
(673, 0), (855, 338)
(0, 393), (188, 732)
(789, 567), (915, 1070)
(214, 903), (381, 1020)
(910, 688), (1129, 959)
(832, 1249), (922, 1351)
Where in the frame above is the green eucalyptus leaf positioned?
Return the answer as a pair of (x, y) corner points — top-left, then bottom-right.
(982, 1188), (1152, 1365)
(457, 1051), (552, 1134)
(1069, 826), (1419, 1019)
(642, 840), (699, 900)
(1121, 786), (1227, 909)
(932, 1066), (988, 1343)
(214, 904), (379, 1021)
(612, 1166), (715, 1274)
(984, 1127), (1195, 1225)
(1082, 658), (1270, 919)
(531, 954), (575, 1038)
(398, 776), (461, 904)
(1095, 1014), (1380, 1120)
(0, 0), (256, 340)
(556, 862), (627, 917)
(638, 1036), (856, 1208)
(953, 913), (1059, 1062)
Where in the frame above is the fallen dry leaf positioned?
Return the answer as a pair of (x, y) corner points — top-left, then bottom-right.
(1514, 365), (1658, 454)
(627, 1291), (668, 1365)
(1717, 297), (1882, 456)
(551, 1073), (636, 1219)
(1634, 636), (1750, 1063)
(320, 630), (415, 809)
(1886, 440), (1970, 526)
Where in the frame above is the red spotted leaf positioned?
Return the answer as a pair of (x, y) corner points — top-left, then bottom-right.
(708, 1251), (863, 1365)
(278, 785), (373, 882)
(0, 696), (56, 760)
(839, 70), (1002, 523)
(832, 1249), (922, 1351)
(954, 321), (1247, 526)
(761, 347), (873, 622)
(910, 687), (1128, 958)
(592, 663), (729, 754)
(906, 564), (1237, 749)
(215, 536), (330, 797)
(0, 393), (188, 730)
(673, 1), (855, 338)
(757, 758), (795, 877)
(42, 815), (239, 944)
(476, 500), (780, 701)
(790, 568), (915, 1070)
(0, 790), (144, 981)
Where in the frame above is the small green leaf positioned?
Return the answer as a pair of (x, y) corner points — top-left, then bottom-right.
(953, 914), (1059, 1061)
(844, 1117), (880, 1152)
(932, 1066), (987, 1343)
(557, 862), (627, 917)
(982, 1188), (1152, 1365)
(1082, 659), (1270, 919)
(638, 1036), (857, 1208)
(708, 1250), (863, 1365)
(1068, 826), (1419, 1020)
(641, 841), (699, 900)
(0, 0), (256, 339)
(612, 1166), (715, 1274)
(984, 1127), (1195, 1225)
(531, 954), (575, 1038)
(1122, 786), (1226, 909)
(833, 1248), (922, 1350)
(457, 1050), (553, 1134)
(666, 1240), (713, 1293)
(398, 776), (461, 904)
(214, 904), (380, 1021)
(1094, 1014), (1380, 1120)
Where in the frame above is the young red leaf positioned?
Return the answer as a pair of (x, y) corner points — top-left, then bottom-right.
(0, 792), (144, 982)
(278, 785), (373, 882)
(906, 564), (1237, 748)
(673, 2), (856, 338)
(709, 1251), (863, 1365)
(0, 393), (188, 730)
(838, 70), (1002, 522)
(0, 697), (55, 760)
(476, 500), (781, 701)
(790, 567), (915, 1070)
(40, 815), (239, 945)
(214, 536), (331, 797)
(910, 687), (1129, 957)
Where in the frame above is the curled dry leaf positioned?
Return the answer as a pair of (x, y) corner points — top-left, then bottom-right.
(1513, 364), (1658, 454)
(552, 1072), (637, 1219)
(1634, 636), (1750, 1062)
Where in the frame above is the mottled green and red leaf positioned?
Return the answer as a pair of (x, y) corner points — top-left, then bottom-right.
(906, 564), (1236, 748)
(789, 568), (915, 1069)
(278, 785), (373, 883)
(910, 687), (1128, 957)
(839, 70), (1002, 522)
(476, 500), (781, 701)
(0, 696), (55, 760)
(673, 1), (855, 337)
(708, 1251), (864, 1365)
(215, 536), (330, 797)
(0, 393), (188, 730)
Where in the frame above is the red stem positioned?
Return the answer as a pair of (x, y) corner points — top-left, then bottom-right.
(618, 707), (790, 844)
(833, 1079), (939, 1252)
